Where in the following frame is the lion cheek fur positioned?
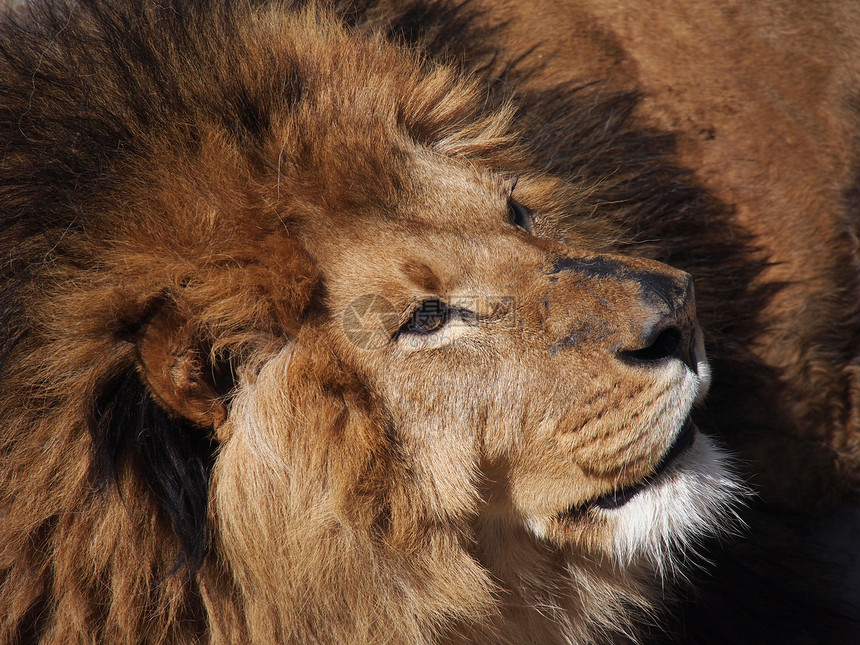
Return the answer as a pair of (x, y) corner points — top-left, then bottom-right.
(212, 345), (500, 643)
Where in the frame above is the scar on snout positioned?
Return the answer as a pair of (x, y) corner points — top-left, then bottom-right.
(549, 334), (579, 356)
(584, 285), (613, 310)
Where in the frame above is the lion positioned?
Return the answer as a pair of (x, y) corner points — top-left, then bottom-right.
(0, 0), (858, 643)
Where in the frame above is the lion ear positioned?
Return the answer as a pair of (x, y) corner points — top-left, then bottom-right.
(136, 304), (229, 429)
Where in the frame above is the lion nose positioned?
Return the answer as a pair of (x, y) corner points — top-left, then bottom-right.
(548, 254), (700, 372)
(619, 274), (697, 372)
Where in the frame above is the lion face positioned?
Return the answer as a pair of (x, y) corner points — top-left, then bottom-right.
(209, 147), (736, 587)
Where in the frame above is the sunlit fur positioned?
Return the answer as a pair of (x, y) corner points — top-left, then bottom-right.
(0, 1), (756, 643)
(606, 441), (746, 577)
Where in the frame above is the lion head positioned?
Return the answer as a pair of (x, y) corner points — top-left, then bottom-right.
(0, 1), (744, 643)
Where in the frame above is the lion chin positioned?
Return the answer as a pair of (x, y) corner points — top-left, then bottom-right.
(560, 428), (745, 575)
(0, 0), (755, 644)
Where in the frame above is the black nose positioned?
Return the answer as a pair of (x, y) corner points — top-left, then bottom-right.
(622, 324), (694, 370)
(619, 276), (697, 371)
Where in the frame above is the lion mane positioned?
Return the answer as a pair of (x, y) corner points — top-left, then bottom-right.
(0, 0), (858, 643)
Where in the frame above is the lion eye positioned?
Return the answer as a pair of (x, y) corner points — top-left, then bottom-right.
(508, 198), (534, 234)
(403, 299), (450, 335)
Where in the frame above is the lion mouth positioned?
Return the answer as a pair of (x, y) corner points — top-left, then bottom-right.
(569, 419), (697, 513)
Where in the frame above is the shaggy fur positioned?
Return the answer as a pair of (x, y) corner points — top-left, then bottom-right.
(0, 0), (857, 643)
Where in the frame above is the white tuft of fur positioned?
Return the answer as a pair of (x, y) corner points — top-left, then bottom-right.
(600, 434), (749, 580)
(692, 325), (712, 405)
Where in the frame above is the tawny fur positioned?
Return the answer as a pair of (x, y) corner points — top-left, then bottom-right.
(0, 1), (858, 644)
